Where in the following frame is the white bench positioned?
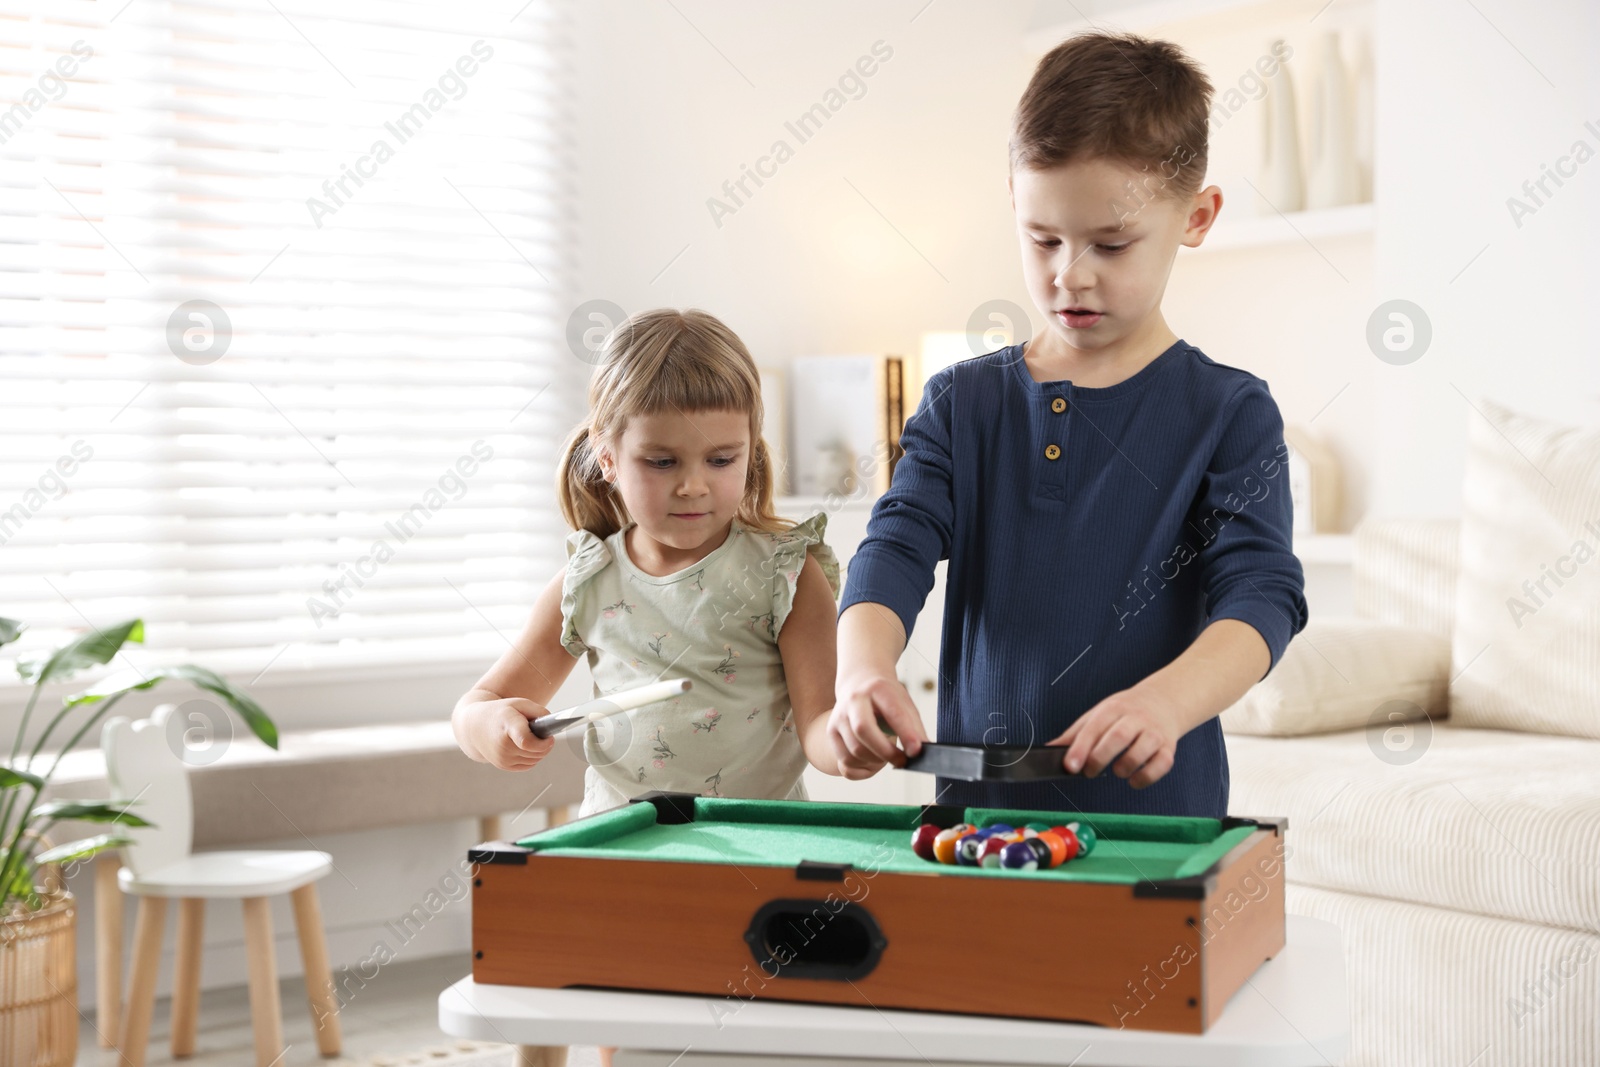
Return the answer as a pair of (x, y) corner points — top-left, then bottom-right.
(41, 719), (586, 1046)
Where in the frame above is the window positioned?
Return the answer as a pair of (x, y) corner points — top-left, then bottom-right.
(0, 0), (577, 683)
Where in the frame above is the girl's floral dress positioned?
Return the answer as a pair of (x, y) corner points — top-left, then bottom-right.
(559, 512), (840, 816)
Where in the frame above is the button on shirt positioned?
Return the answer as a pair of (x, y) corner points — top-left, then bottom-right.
(839, 341), (1308, 818)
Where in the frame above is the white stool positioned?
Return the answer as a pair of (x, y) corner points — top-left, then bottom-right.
(103, 704), (341, 1067)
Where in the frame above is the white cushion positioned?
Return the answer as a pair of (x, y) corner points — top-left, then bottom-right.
(1351, 517), (1460, 639)
(43, 719), (587, 849)
(1284, 884), (1600, 1065)
(1220, 618), (1449, 736)
(1228, 727), (1600, 934)
(1450, 399), (1600, 738)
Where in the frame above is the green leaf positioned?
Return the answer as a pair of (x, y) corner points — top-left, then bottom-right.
(35, 834), (132, 866)
(0, 618), (21, 650)
(60, 668), (162, 708)
(160, 664), (277, 749)
(16, 619), (144, 685)
(0, 767), (45, 790)
(65, 662), (277, 750)
(30, 800), (152, 827)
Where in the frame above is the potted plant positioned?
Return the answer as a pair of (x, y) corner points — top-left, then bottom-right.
(0, 617), (275, 1066)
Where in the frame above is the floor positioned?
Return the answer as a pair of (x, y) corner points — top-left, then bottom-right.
(76, 953), (602, 1067)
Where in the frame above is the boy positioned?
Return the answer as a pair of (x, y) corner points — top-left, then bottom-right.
(826, 32), (1308, 817)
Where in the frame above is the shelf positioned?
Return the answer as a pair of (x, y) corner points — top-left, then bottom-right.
(775, 493), (879, 513)
(1293, 532), (1354, 565)
(1184, 201), (1373, 254)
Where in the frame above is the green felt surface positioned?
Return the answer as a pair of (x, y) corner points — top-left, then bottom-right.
(514, 798), (1254, 885)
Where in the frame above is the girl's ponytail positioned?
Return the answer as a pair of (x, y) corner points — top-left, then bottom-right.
(556, 422), (629, 541)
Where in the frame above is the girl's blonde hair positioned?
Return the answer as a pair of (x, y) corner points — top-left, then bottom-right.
(557, 308), (792, 540)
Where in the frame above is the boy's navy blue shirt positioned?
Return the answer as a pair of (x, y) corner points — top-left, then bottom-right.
(839, 340), (1308, 818)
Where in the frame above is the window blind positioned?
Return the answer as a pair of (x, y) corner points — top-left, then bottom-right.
(0, 0), (577, 681)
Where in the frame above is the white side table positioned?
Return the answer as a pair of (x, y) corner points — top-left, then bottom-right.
(440, 914), (1347, 1067)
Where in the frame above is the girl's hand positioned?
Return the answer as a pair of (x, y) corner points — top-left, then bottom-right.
(455, 696), (556, 771)
(828, 669), (928, 779)
(1046, 683), (1186, 789)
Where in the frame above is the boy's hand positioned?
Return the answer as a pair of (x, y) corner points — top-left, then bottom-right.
(1046, 683), (1187, 789)
(828, 669), (928, 779)
(457, 696), (556, 772)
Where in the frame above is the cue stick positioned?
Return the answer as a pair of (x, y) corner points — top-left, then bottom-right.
(528, 678), (693, 739)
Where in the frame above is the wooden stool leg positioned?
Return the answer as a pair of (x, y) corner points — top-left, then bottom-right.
(290, 883), (342, 1057)
(241, 897), (286, 1067)
(118, 895), (167, 1067)
(170, 898), (205, 1057)
(516, 1047), (569, 1067)
(96, 855), (124, 1047)
(478, 814), (502, 841)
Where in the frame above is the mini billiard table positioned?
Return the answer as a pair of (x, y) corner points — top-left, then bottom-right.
(469, 792), (1287, 1034)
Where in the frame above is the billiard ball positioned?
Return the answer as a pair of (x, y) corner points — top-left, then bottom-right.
(911, 823), (940, 861)
(977, 836), (1010, 867)
(956, 828), (998, 866)
(980, 831), (1024, 863)
(1034, 830), (1069, 867)
(998, 840), (1036, 870)
(1055, 826), (1081, 862)
(999, 838), (1053, 870)
(1048, 825), (1085, 861)
(932, 827), (967, 864)
(1056, 825), (1094, 857)
(941, 825), (982, 865)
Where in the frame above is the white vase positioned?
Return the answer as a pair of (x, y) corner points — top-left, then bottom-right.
(1305, 31), (1362, 209)
(1349, 30), (1376, 204)
(813, 441), (857, 496)
(1259, 38), (1304, 213)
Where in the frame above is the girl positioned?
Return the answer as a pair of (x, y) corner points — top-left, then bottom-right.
(452, 308), (843, 817)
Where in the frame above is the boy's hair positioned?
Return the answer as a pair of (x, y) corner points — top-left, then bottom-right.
(557, 307), (790, 540)
(1010, 32), (1213, 202)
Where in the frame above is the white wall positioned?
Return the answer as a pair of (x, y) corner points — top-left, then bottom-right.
(574, 0), (1037, 369)
(1367, 0), (1600, 516)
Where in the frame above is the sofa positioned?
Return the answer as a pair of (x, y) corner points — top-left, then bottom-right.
(1221, 401), (1600, 1066)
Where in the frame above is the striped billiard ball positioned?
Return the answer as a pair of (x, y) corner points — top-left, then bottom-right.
(999, 837), (1053, 870)
(931, 827), (964, 864)
(977, 836), (1011, 867)
(1034, 830), (1070, 868)
(956, 827), (1001, 866)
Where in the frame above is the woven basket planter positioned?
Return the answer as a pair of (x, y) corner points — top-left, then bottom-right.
(0, 890), (78, 1067)
(0, 841), (79, 1067)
